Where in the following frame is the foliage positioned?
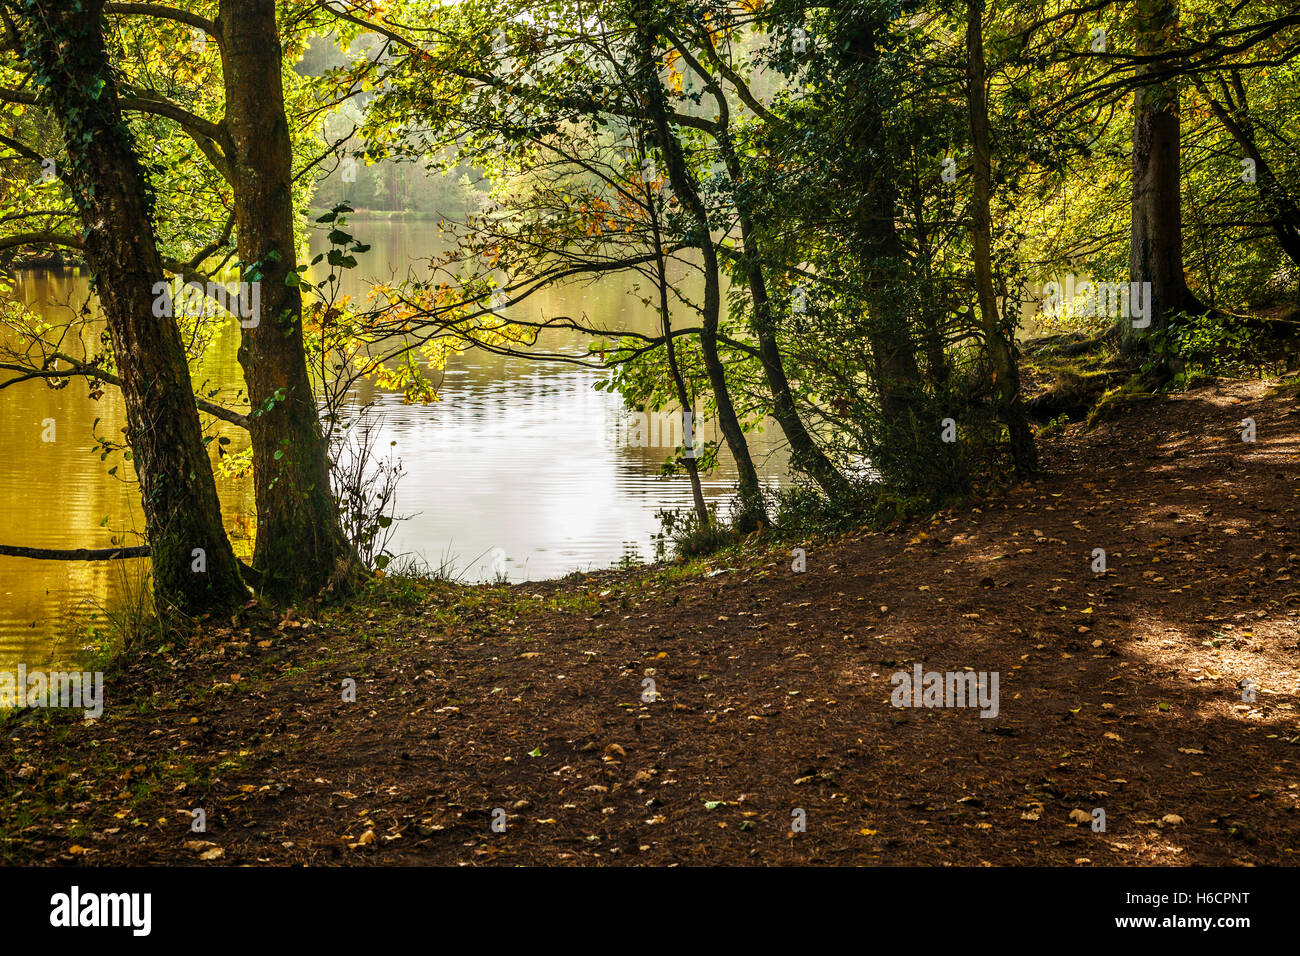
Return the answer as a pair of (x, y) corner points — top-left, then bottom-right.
(2, 0), (1299, 556)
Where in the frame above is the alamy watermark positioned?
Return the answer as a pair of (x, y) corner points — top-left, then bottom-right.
(0, 665), (103, 718)
(151, 278), (260, 328)
(1041, 274), (1152, 328)
(616, 410), (704, 458)
(50, 886), (150, 936)
(890, 664), (999, 718)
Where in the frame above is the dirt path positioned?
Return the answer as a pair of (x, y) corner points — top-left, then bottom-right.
(3, 379), (1298, 865)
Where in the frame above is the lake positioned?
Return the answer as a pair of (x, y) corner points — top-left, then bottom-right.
(0, 219), (788, 668)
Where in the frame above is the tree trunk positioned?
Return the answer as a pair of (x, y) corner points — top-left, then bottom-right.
(966, 0), (1037, 478)
(645, 163), (710, 528)
(20, 0), (246, 615)
(712, 122), (856, 502)
(1127, 0), (1203, 359)
(837, 9), (951, 493)
(630, 5), (768, 532)
(217, 0), (359, 599)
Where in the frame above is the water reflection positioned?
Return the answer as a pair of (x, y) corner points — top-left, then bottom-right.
(0, 220), (787, 666)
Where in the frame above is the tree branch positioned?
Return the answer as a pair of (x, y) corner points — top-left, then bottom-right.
(103, 2), (218, 40)
(0, 543), (149, 560)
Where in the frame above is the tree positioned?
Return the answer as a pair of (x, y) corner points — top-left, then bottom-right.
(665, 13), (856, 501)
(967, 0), (1037, 477)
(1127, 0), (1205, 358)
(642, 133), (711, 528)
(1193, 70), (1300, 270)
(629, 0), (768, 531)
(2, 0), (365, 600)
(215, 0), (360, 598)
(13, 0), (246, 615)
(329, 0), (776, 530)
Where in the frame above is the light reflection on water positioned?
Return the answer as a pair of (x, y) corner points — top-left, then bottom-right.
(0, 220), (787, 667)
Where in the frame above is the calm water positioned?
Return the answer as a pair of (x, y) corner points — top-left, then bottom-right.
(0, 220), (787, 667)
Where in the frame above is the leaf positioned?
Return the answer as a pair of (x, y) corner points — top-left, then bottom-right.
(527, 746), (542, 757)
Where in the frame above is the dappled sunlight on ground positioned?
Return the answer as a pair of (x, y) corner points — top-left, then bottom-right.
(2, 379), (1296, 865)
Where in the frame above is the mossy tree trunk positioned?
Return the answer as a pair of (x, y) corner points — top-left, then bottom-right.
(217, 0), (361, 599)
(19, 0), (246, 615)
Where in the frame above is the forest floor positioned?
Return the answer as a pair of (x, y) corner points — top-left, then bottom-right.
(3, 376), (1299, 866)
